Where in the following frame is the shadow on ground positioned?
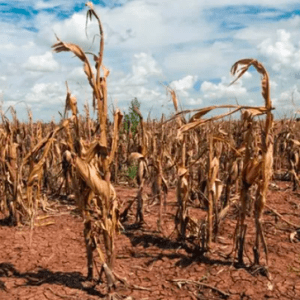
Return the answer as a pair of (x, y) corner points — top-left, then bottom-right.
(0, 216), (16, 227)
(123, 223), (264, 272)
(0, 263), (105, 297)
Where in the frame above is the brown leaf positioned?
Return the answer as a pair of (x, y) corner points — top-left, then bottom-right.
(231, 59), (272, 109)
(189, 106), (219, 122)
(128, 152), (144, 161)
(85, 2), (94, 9)
(178, 167), (188, 177)
(109, 109), (124, 165)
(290, 139), (300, 147)
(243, 159), (262, 185)
(133, 106), (143, 120)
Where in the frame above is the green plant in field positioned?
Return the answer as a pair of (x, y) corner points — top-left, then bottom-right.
(128, 164), (138, 180)
(124, 97), (141, 135)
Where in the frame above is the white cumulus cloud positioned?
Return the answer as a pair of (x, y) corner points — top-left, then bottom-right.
(258, 29), (300, 71)
(108, 52), (164, 114)
(187, 98), (203, 106)
(201, 76), (247, 99)
(23, 51), (60, 72)
(25, 82), (64, 104)
(131, 52), (162, 83)
(170, 75), (198, 96)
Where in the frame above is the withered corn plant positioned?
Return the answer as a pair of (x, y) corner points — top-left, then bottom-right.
(206, 136), (223, 245)
(129, 106), (148, 224)
(151, 120), (168, 232)
(230, 59), (274, 266)
(52, 2), (123, 293)
(165, 88), (191, 239)
(1, 115), (21, 225)
(287, 138), (300, 190)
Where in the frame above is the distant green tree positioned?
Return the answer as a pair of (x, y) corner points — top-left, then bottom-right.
(124, 97), (141, 135)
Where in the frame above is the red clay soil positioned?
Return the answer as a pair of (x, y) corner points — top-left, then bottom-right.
(0, 181), (300, 300)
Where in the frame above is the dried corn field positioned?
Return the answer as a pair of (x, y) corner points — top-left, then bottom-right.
(1, 3), (300, 300)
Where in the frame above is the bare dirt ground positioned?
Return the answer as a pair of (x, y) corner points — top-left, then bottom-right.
(0, 181), (300, 300)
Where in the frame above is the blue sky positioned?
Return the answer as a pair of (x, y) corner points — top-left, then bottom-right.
(1, 0), (300, 120)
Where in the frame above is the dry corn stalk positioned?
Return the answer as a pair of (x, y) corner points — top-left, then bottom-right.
(164, 88), (190, 239)
(128, 105), (148, 224)
(175, 167), (189, 239)
(206, 136), (223, 246)
(230, 59), (274, 265)
(151, 124), (168, 232)
(288, 139), (300, 190)
(52, 2), (123, 291)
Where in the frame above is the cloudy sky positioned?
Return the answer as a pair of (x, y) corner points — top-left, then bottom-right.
(1, 0), (300, 121)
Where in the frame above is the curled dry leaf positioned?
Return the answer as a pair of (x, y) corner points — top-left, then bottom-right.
(85, 1), (94, 9)
(52, 38), (96, 97)
(178, 107), (242, 135)
(213, 179), (223, 202)
(243, 159), (262, 185)
(128, 152), (144, 161)
(73, 156), (113, 202)
(102, 65), (110, 78)
(290, 139), (300, 147)
(178, 167), (188, 177)
(231, 58), (272, 109)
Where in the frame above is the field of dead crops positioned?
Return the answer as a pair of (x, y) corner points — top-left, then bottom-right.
(0, 2), (300, 300)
